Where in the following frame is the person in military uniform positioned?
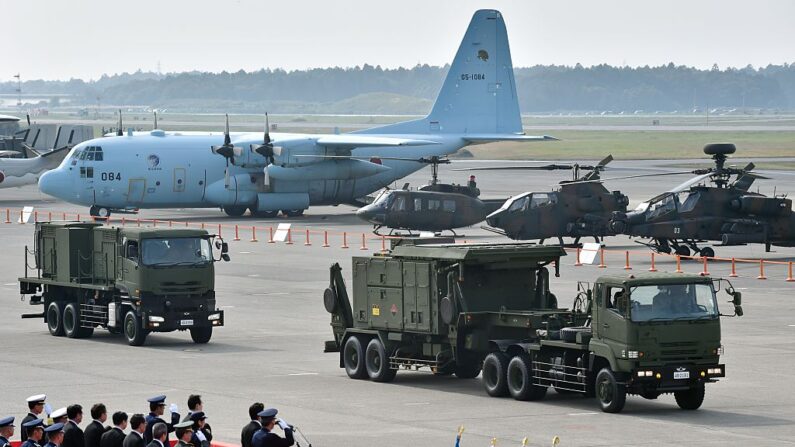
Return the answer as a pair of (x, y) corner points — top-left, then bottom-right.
(122, 415), (146, 447)
(21, 419), (44, 447)
(21, 395), (46, 442)
(146, 423), (167, 447)
(50, 409), (67, 426)
(61, 405), (84, 447)
(43, 423), (65, 447)
(251, 409), (293, 447)
(100, 412), (127, 447)
(144, 396), (180, 444)
(240, 403), (264, 447)
(0, 416), (15, 447)
(85, 404), (109, 447)
(173, 421), (193, 447)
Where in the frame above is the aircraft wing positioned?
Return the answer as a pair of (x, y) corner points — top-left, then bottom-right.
(315, 135), (440, 149)
(463, 134), (558, 143)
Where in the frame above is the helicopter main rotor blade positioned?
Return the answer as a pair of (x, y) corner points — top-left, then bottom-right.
(564, 170), (697, 185)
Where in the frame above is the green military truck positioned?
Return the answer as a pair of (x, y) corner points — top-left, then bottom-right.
(322, 241), (743, 413)
(19, 221), (230, 346)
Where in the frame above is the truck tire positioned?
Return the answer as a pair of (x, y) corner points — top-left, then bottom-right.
(63, 303), (93, 339)
(595, 367), (626, 413)
(455, 361), (482, 379)
(675, 383), (705, 410)
(365, 338), (396, 382)
(124, 311), (148, 346)
(482, 352), (510, 397)
(343, 335), (368, 379)
(47, 301), (65, 336)
(507, 353), (547, 401)
(190, 327), (213, 344)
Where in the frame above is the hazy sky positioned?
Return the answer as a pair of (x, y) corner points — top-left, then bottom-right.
(5, 0), (795, 81)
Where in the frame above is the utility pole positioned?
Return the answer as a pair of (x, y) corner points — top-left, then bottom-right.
(13, 73), (21, 108)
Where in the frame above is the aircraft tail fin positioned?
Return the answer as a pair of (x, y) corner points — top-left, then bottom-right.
(358, 10), (525, 137)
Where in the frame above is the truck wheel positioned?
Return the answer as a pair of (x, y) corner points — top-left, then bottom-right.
(482, 352), (509, 397)
(343, 335), (368, 379)
(47, 301), (65, 336)
(190, 327), (213, 344)
(675, 383), (705, 410)
(454, 361), (482, 379)
(63, 303), (93, 338)
(595, 367), (626, 413)
(124, 311), (148, 346)
(507, 353), (547, 401)
(365, 338), (396, 382)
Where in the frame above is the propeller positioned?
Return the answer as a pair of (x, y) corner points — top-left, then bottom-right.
(250, 113), (277, 165)
(211, 114), (235, 166)
(116, 109), (123, 136)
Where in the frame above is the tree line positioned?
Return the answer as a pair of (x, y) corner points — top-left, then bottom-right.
(3, 63), (795, 113)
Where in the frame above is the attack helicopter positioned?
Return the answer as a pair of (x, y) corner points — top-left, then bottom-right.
(355, 156), (505, 235)
(608, 143), (794, 257)
(456, 155), (630, 245)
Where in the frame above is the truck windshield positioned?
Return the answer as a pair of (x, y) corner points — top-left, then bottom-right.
(141, 238), (212, 266)
(628, 283), (718, 322)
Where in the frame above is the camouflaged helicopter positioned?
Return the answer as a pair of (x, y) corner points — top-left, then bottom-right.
(355, 156), (505, 235)
(457, 155), (630, 245)
(608, 143), (794, 257)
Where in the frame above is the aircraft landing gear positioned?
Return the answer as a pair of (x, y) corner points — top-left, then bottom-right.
(89, 206), (111, 219)
(282, 209), (305, 217)
(249, 208), (278, 218)
(223, 206), (247, 217)
(699, 247), (715, 258)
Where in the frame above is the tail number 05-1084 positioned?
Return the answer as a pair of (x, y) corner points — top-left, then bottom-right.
(101, 172), (122, 181)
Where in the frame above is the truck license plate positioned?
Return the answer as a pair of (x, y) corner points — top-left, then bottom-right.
(180, 319), (194, 326)
(674, 371), (690, 380)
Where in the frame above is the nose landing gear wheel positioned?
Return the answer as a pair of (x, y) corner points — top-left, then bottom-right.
(89, 206), (111, 218)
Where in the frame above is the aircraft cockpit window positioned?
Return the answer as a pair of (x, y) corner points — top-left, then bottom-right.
(530, 193), (556, 209)
(414, 198), (422, 211)
(443, 200), (456, 212)
(94, 147), (103, 161)
(508, 196), (529, 212)
(86, 147), (95, 161)
(647, 194), (676, 219)
(79, 167), (94, 179)
(678, 191), (700, 213)
(391, 196), (406, 212)
(78, 150), (88, 160)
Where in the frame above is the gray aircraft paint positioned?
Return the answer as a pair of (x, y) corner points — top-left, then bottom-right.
(39, 10), (553, 214)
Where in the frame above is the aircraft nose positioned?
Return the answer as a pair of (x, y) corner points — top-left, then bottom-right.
(38, 169), (66, 198)
(356, 205), (383, 224)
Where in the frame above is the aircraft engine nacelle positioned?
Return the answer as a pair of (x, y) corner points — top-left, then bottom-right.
(205, 175), (258, 207)
(266, 159), (390, 182)
(730, 195), (792, 217)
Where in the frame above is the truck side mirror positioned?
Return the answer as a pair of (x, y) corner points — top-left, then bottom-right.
(731, 291), (743, 316)
(221, 242), (229, 254)
(221, 253), (230, 262)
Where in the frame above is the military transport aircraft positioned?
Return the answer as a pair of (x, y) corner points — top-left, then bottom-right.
(38, 10), (554, 218)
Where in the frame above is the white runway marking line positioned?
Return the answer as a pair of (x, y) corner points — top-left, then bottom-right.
(239, 251), (251, 254)
(4, 283), (16, 286)
(568, 412), (598, 416)
(404, 402), (430, 406)
(789, 324), (795, 327)
(287, 372), (319, 376)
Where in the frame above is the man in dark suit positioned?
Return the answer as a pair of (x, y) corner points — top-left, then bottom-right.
(84, 404), (109, 447)
(61, 405), (84, 447)
(144, 396), (179, 445)
(182, 395), (211, 443)
(100, 412), (127, 447)
(251, 409), (294, 447)
(122, 415), (145, 447)
(240, 402), (264, 447)
(145, 423), (167, 447)
(20, 395), (46, 442)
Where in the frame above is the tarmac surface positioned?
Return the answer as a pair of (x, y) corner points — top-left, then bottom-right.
(1, 159), (794, 447)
